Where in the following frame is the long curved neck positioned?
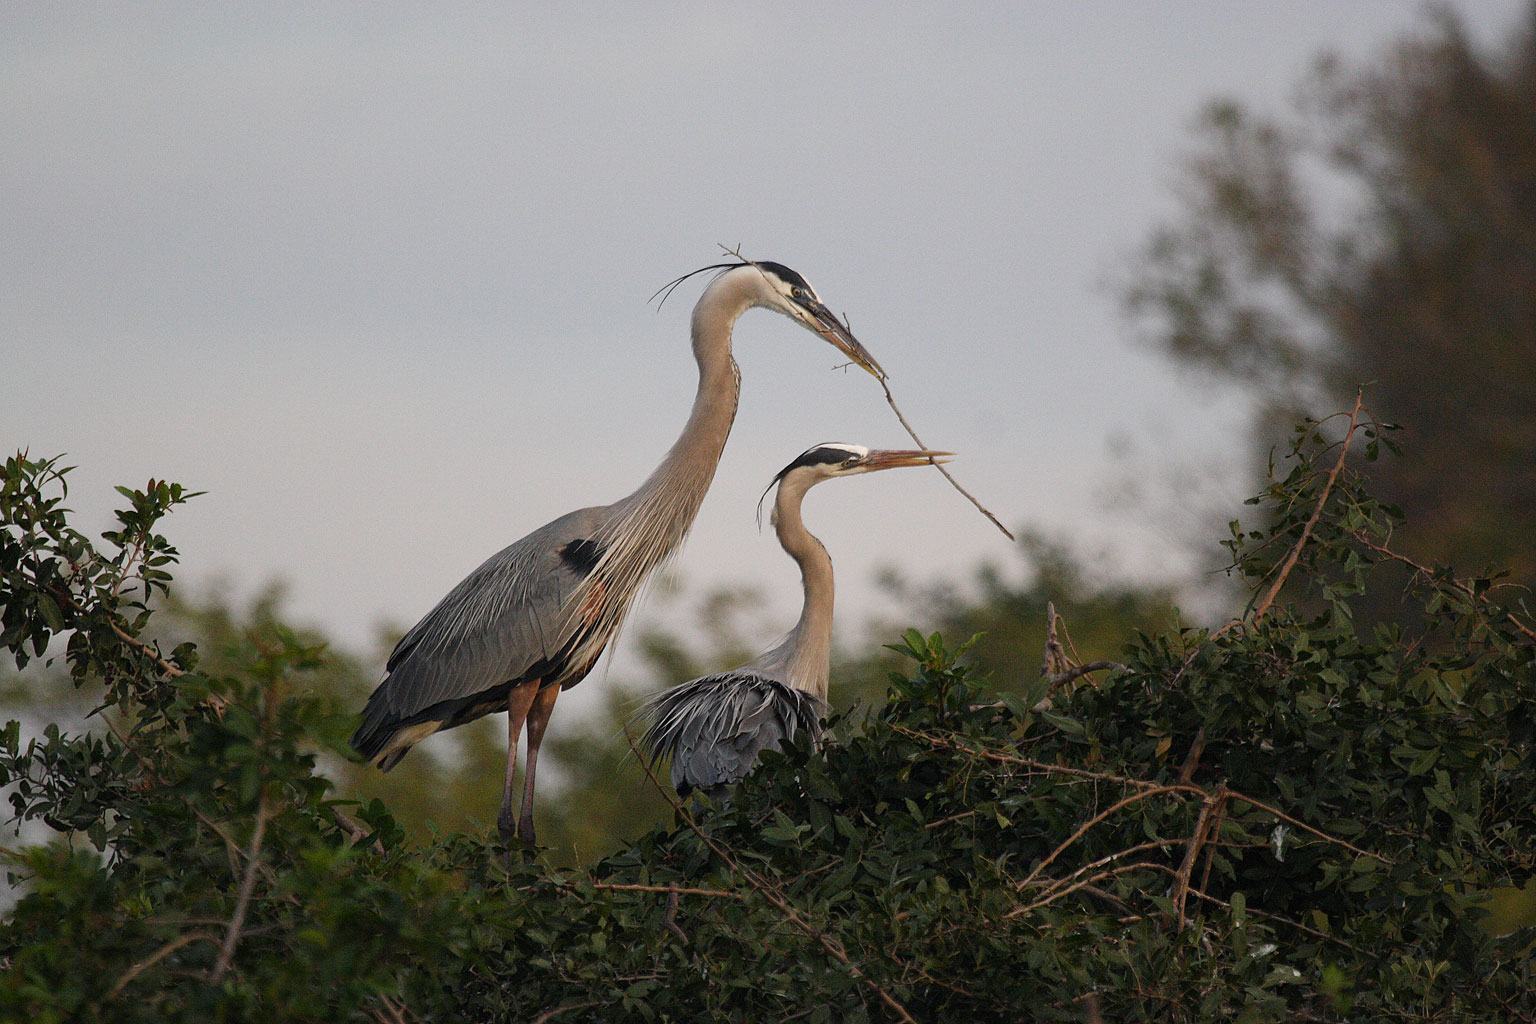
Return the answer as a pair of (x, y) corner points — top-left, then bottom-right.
(764, 476), (834, 701)
(595, 273), (753, 589)
(622, 274), (748, 522)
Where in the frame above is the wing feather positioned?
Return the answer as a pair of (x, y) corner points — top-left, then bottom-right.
(635, 671), (827, 797)
(352, 505), (612, 759)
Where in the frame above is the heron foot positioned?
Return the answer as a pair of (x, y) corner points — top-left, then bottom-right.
(496, 802), (520, 847)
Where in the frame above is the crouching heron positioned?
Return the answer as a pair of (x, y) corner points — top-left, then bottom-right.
(351, 261), (884, 847)
(637, 443), (949, 800)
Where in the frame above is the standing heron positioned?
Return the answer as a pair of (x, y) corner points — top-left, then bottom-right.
(638, 443), (948, 800)
(350, 260), (884, 847)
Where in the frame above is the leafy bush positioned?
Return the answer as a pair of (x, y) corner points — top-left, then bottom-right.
(1, 405), (1532, 1021)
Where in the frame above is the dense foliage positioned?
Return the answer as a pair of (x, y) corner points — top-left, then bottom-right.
(2, 400), (1533, 1021)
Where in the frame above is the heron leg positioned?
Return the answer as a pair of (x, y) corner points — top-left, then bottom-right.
(497, 681), (541, 847)
(517, 683), (561, 846)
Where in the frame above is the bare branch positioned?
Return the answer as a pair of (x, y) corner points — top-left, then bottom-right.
(209, 792), (271, 983)
(1018, 787), (1192, 892)
(1168, 784), (1227, 928)
(331, 805), (387, 857)
(1352, 532), (1536, 645)
(1041, 602), (1066, 677)
(531, 1000), (605, 1024)
(875, 375), (1015, 541)
(1044, 661), (1126, 693)
(107, 931), (219, 999)
(1249, 389), (1365, 623)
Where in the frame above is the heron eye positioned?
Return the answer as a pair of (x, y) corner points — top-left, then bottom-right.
(791, 287), (808, 301)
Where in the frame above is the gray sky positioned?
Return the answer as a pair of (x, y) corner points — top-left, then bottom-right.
(6, 3), (1526, 705)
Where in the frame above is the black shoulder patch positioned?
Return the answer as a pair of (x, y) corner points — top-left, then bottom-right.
(559, 538), (603, 574)
(755, 260), (811, 292)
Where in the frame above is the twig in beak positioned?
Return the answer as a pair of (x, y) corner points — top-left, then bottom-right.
(876, 376), (1015, 541)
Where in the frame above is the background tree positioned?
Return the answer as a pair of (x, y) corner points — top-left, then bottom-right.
(1127, 4), (1536, 590)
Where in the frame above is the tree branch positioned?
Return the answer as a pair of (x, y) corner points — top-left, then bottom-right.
(1249, 390), (1365, 623)
(107, 931), (219, 999)
(209, 791), (270, 983)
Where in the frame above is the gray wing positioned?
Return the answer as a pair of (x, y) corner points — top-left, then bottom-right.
(352, 504), (612, 759)
(636, 671), (827, 797)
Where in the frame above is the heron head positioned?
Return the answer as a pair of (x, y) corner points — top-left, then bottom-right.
(759, 443), (953, 525)
(751, 262), (886, 381)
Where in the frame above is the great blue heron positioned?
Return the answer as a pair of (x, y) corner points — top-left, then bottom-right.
(637, 443), (948, 801)
(350, 260), (884, 847)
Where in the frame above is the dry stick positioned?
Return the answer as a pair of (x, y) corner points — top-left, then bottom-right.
(1230, 792), (1388, 864)
(623, 728), (919, 1024)
(330, 805), (387, 857)
(1197, 799), (1227, 895)
(661, 886), (690, 944)
(1010, 862), (1179, 919)
(1031, 840), (1182, 900)
(577, 882), (740, 900)
(716, 241), (1013, 542)
(107, 931), (220, 999)
(1184, 887), (1364, 954)
(1017, 786), (1191, 892)
(1248, 389), (1366, 625)
(1176, 728), (1206, 785)
(370, 995), (412, 1024)
(1041, 602), (1067, 677)
(208, 791), (271, 984)
(1352, 533), (1536, 645)
(876, 375), (1015, 541)
(892, 726), (1390, 864)
(110, 622), (185, 677)
(1045, 661), (1126, 692)
(1168, 784), (1227, 928)
(530, 1000), (606, 1024)
(890, 725), (1180, 792)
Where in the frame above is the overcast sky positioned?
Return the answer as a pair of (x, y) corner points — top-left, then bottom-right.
(6, 3), (1527, 711)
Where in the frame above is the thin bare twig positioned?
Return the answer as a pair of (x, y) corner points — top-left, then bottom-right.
(891, 725), (1179, 791)
(331, 805), (387, 856)
(1041, 602), (1067, 678)
(1045, 661), (1126, 691)
(1229, 792), (1390, 864)
(1018, 787), (1191, 891)
(531, 1000), (605, 1024)
(107, 931), (219, 999)
(1176, 727), (1207, 785)
(553, 881), (740, 900)
(1352, 533), (1536, 645)
(1185, 887), (1364, 954)
(662, 886), (689, 944)
(1168, 784), (1227, 928)
(110, 622), (185, 677)
(1249, 390), (1365, 624)
(1029, 840), (1182, 901)
(370, 994), (413, 1024)
(876, 375), (1015, 541)
(1009, 862), (1179, 919)
(209, 792), (270, 983)
(892, 726), (1391, 864)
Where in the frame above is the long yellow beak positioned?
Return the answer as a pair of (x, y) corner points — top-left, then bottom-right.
(861, 449), (954, 471)
(799, 298), (887, 380)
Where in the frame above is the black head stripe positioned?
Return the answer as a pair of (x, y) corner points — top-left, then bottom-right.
(790, 445), (856, 470)
(757, 444), (856, 525)
(754, 261), (812, 293)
